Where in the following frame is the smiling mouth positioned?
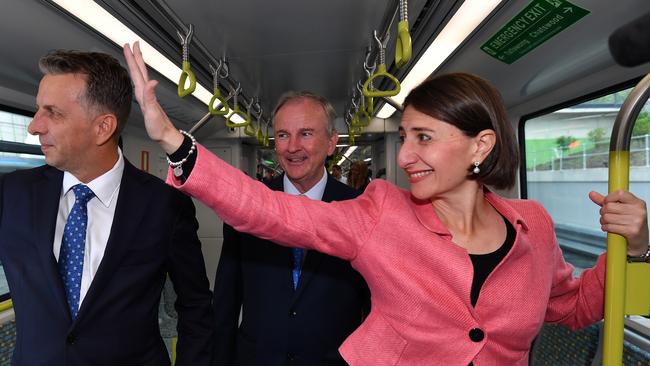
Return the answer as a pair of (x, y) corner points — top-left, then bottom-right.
(286, 157), (307, 164)
(409, 170), (433, 179)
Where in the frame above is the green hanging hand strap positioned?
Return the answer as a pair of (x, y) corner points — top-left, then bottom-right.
(225, 84), (251, 128)
(177, 25), (196, 98)
(395, 1), (412, 68)
(363, 31), (400, 98)
(208, 61), (229, 115)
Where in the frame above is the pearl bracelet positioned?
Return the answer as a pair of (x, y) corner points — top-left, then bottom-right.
(166, 130), (196, 177)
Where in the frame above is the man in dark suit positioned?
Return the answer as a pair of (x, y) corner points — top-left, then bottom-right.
(212, 91), (370, 366)
(0, 50), (214, 365)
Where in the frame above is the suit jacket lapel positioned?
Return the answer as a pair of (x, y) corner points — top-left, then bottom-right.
(75, 160), (151, 323)
(32, 167), (70, 319)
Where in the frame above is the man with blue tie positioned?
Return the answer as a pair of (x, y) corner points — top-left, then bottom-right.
(0, 50), (214, 365)
(212, 91), (371, 365)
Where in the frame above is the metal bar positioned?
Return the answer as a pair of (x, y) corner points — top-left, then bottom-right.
(188, 112), (215, 135)
(602, 72), (650, 365)
(381, 96), (404, 112)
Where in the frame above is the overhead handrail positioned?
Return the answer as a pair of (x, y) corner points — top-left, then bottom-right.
(208, 60), (230, 116)
(244, 98), (257, 137)
(381, 96), (404, 113)
(255, 104), (265, 143)
(353, 82), (372, 127)
(345, 110), (359, 146)
(147, 0), (266, 123)
(395, 0), (412, 68)
(226, 83), (251, 128)
(363, 30), (401, 98)
(189, 88), (236, 135)
(263, 118), (270, 147)
(602, 72), (650, 365)
(363, 49), (377, 114)
(176, 24), (196, 98)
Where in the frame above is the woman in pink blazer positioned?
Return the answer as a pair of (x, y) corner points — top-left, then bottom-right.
(124, 43), (649, 365)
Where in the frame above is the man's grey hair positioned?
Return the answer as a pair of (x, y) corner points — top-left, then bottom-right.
(272, 91), (337, 136)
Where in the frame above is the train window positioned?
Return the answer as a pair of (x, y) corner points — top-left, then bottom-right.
(522, 84), (650, 335)
(0, 106), (42, 300)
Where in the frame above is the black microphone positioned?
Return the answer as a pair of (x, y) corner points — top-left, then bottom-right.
(608, 12), (650, 67)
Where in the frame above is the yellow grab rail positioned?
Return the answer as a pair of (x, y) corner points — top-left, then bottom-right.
(352, 108), (371, 128)
(208, 61), (230, 116)
(395, 0), (412, 68)
(263, 121), (270, 147)
(208, 90), (229, 115)
(255, 120), (264, 143)
(363, 48), (376, 114)
(244, 121), (256, 136)
(176, 25), (196, 98)
(366, 96), (374, 115)
(225, 85), (251, 129)
(363, 64), (400, 97)
(226, 105), (251, 128)
(0, 299), (13, 312)
(395, 20), (412, 68)
(363, 31), (400, 98)
(602, 72), (650, 365)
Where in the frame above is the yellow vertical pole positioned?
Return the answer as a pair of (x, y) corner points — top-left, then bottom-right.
(172, 336), (177, 365)
(603, 151), (629, 365)
(601, 72), (650, 365)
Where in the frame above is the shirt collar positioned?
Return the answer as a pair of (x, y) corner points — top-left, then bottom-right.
(283, 167), (328, 200)
(62, 148), (125, 207)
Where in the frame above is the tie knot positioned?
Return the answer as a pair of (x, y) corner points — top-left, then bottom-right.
(71, 184), (95, 205)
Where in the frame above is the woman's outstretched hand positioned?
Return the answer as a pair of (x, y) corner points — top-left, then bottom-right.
(123, 41), (184, 154)
(589, 189), (649, 256)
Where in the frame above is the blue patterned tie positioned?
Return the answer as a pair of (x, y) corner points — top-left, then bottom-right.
(292, 248), (304, 290)
(58, 184), (94, 319)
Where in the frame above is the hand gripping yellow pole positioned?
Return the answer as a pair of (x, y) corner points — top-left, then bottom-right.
(395, 0), (412, 68)
(176, 24), (196, 98)
(602, 72), (650, 365)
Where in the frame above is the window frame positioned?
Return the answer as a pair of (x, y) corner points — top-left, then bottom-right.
(0, 103), (39, 304)
(517, 76), (650, 340)
(518, 76), (644, 199)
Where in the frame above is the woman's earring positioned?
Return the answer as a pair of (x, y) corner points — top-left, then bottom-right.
(473, 161), (480, 174)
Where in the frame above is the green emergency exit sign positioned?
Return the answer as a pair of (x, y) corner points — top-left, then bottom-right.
(481, 0), (589, 64)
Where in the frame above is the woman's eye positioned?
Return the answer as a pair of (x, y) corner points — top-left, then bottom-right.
(418, 134), (431, 142)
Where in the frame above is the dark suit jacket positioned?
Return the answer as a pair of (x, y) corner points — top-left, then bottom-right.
(0, 160), (214, 366)
(212, 174), (370, 366)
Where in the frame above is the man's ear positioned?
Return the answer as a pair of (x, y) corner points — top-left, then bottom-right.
(94, 114), (118, 146)
(328, 129), (339, 156)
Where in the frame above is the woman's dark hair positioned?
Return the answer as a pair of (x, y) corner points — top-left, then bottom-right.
(403, 72), (519, 189)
